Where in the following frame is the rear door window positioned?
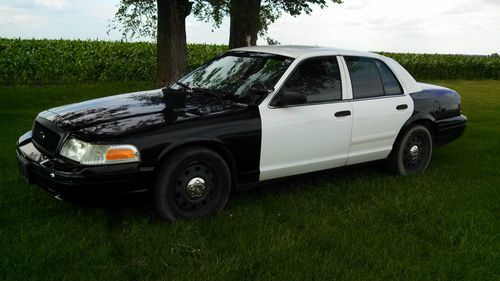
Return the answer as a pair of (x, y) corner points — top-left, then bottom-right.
(345, 56), (403, 98)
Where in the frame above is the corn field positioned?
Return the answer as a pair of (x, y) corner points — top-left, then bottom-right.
(379, 52), (499, 80)
(0, 38), (498, 85)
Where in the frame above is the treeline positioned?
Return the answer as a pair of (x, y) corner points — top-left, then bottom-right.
(1, 38), (498, 85)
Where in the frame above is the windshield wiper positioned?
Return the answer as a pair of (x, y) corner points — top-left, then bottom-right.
(173, 81), (192, 92)
(172, 83), (230, 100)
(192, 88), (227, 99)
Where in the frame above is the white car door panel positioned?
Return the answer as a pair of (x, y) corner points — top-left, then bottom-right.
(347, 95), (413, 165)
(259, 56), (352, 181)
(259, 103), (352, 180)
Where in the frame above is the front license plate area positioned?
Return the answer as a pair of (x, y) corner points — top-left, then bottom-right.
(17, 154), (32, 184)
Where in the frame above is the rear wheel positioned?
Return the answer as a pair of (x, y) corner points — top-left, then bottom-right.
(153, 146), (231, 222)
(389, 125), (433, 175)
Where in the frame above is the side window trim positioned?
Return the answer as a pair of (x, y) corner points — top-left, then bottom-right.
(268, 55), (346, 108)
(374, 60), (387, 95)
(338, 56), (353, 100)
(343, 56), (404, 100)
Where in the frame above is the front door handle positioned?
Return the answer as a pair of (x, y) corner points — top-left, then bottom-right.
(335, 110), (351, 117)
(396, 104), (408, 110)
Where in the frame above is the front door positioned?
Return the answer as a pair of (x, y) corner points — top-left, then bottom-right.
(259, 56), (353, 181)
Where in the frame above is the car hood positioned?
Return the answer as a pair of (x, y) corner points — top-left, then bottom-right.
(38, 89), (247, 139)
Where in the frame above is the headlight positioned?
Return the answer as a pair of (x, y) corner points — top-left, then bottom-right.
(60, 138), (140, 165)
(59, 138), (90, 162)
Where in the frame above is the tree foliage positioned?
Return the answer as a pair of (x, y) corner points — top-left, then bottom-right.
(194, 0), (342, 36)
(110, 0), (342, 40)
(109, 0), (157, 40)
(108, 0), (343, 85)
(109, 0), (222, 40)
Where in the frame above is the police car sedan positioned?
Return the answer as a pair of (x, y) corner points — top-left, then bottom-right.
(16, 46), (467, 221)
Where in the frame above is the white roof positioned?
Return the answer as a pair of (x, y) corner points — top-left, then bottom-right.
(232, 45), (421, 94)
(232, 45), (381, 59)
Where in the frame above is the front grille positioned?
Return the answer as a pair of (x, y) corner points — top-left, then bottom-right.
(32, 121), (62, 155)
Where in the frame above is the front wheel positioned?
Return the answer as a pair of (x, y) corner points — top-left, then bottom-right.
(389, 125), (433, 175)
(153, 146), (231, 222)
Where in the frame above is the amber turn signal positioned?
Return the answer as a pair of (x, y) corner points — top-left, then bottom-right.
(106, 148), (137, 161)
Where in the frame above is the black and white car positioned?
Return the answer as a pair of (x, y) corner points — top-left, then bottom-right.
(16, 46), (467, 221)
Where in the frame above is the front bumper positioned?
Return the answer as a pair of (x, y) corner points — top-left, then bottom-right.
(16, 131), (153, 201)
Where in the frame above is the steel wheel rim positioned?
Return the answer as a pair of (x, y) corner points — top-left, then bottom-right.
(402, 132), (428, 171)
(173, 163), (216, 213)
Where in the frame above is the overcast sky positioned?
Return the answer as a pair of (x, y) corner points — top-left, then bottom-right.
(0, 0), (499, 55)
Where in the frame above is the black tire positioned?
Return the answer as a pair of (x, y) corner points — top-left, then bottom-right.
(388, 125), (433, 175)
(153, 146), (231, 222)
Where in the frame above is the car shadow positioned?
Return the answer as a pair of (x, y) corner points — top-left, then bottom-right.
(231, 160), (389, 203)
(56, 160), (391, 220)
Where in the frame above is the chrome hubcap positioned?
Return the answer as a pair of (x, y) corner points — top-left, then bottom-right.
(409, 145), (420, 161)
(186, 177), (206, 199)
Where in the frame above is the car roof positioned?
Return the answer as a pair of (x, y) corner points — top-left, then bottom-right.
(231, 45), (422, 94)
(231, 45), (381, 59)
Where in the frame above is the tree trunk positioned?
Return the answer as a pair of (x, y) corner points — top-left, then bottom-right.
(155, 0), (192, 88)
(229, 0), (261, 49)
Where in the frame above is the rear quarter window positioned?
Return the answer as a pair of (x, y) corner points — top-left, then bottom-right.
(375, 60), (404, 95)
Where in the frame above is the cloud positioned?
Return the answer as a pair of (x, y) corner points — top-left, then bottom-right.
(0, 0), (498, 54)
(438, 3), (483, 15)
(480, 0), (500, 5)
(340, 0), (368, 10)
(0, 6), (47, 34)
(0, 13), (45, 27)
(34, 0), (68, 9)
(264, 0), (500, 54)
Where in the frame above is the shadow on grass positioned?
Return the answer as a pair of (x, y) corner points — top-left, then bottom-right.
(236, 160), (387, 198)
(55, 160), (390, 221)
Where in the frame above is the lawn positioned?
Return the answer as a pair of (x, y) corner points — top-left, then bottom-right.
(0, 81), (498, 281)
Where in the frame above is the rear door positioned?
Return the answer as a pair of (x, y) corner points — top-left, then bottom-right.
(259, 56), (353, 181)
(341, 56), (413, 165)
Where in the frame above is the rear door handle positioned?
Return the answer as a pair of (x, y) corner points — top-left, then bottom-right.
(396, 104), (408, 110)
(335, 110), (351, 117)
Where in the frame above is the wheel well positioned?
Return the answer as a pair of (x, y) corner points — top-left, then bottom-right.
(409, 119), (437, 143)
(389, 119), (437, 157)
(392, 118), (437, 153)
(154, 141), (238, 187)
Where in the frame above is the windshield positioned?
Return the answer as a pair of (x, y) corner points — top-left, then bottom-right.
(175, 52), (293, 98)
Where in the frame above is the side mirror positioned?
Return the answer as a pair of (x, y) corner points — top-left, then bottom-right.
(281, 90), (307, 106)
(249, 83), (268, 96)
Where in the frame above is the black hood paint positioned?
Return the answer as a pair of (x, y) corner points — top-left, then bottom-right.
(38, 89), (247, 139)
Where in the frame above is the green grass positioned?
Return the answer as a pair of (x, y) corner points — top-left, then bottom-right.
(0, 81), (499, 281)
